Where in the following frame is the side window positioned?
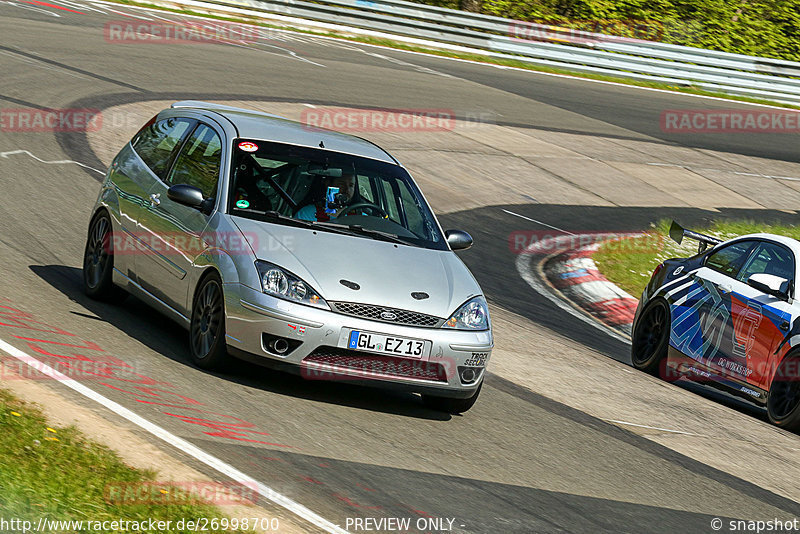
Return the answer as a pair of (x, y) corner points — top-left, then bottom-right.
(167, 124), (222, 198)
(132, 117), (194, 179)
(705, 241), (755, 278)
(380, 179), (401, 223)
(737, 242), (795, 285)
(397, 180), (425, 237)
(356, 175), (374, 202)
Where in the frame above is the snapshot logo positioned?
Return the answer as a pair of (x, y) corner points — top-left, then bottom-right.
(0, 108), (101, 132)
(104, 481), (258, 505)
(104, 20), (261, 44)
(300, 107), (456, 133)
(509, 230), (662, 255)
(661, 109), (800, 133)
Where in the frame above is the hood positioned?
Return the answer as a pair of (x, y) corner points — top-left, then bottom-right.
(231, 216), (481, 318)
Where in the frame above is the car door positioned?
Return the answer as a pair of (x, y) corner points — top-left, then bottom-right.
(727, 241), (795, 391)
(118, 116), (195, 279)
(135, 121), (224, 315)
(670, 240), (756, 368)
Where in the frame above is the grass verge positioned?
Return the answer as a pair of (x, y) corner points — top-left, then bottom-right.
(107, 0), (800, 110)
(593, 220), (800, 298)
(0, 388), (244, 532)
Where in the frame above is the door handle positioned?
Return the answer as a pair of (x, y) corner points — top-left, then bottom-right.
(149, 193), (161, 207)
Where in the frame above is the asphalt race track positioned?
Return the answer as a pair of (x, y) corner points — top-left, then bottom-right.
(1, 3), (800, 533)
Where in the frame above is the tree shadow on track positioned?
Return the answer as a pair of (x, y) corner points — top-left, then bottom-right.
(28, 264), (451, 421)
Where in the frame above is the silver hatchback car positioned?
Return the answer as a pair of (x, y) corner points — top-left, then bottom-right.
(83, 101), (492, 413)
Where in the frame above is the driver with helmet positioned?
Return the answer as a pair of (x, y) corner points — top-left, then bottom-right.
(296, 173), (358, 222)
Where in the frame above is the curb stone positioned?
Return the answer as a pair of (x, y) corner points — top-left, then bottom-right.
(544, 242), (640, 337)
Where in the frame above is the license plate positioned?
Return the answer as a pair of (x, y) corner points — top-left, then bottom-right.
(347, 330), (430, 359)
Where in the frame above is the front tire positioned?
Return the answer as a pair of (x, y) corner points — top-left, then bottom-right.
(631, 299), (670, 377)
(83, 211), (126, 302)
(189, 273), (228, 370)
(422, 383), (482, 414)
(767, 354), (800, 432)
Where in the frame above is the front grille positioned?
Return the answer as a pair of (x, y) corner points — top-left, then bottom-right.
(303, 347), (448, 382)
(330, 301), (443, 328)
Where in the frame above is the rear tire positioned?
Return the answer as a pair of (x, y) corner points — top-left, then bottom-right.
(767, 353), (800, 432)
(189, 273), (228, 370)
(83, 211), (127, 303)
(631, 299), (670, 377)
(422, 383), (482, 414)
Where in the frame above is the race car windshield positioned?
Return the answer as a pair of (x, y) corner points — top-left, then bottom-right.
(228, 139), (447, 250)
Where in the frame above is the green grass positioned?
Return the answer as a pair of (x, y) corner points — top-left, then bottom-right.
(106, 0), (800, 110)
(593, 220), (800, 298)
(0, 389), (243, 533)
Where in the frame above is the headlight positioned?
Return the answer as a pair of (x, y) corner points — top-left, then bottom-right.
(255, 261), (329, 310)
(443, 296), (490, 330)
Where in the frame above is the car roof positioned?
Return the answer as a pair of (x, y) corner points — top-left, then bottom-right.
(724, 233), (800, 252)
(170, 101), (397, 164)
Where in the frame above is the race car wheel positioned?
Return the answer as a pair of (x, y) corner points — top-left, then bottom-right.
(83, 211), (126, 303)
(189, 272), (228, 370)
(631, 299), (669, 377)
(767, 354), (800, 432)
(422, 382), (482, 414)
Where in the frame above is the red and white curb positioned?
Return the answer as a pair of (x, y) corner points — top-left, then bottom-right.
(543, 243), (639, 336)
(514, 232), (642, 344)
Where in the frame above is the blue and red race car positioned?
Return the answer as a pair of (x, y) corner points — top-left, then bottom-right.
(632, 222), (800, 431)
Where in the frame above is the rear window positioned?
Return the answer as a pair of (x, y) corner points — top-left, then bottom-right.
(705, 240), (755, 278)
(132, 117), (194, 179)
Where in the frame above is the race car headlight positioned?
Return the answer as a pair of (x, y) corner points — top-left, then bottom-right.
(255, 261), (329, 310)
(443, 296), (490, 330)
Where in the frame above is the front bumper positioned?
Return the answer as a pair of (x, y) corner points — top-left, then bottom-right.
(224, 284), (493, 398)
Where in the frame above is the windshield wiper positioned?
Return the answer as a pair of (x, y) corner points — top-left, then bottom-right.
(253, 211), (352, 236)
(237, 210), (411, 243)
(314, 222), (410, 245)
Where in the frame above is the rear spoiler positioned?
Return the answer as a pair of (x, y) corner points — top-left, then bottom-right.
(669, 221), (723, 253)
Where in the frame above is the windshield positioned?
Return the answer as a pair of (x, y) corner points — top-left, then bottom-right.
(227, 139), (447, 250)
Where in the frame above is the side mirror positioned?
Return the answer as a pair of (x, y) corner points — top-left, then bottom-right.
(167, 184), (213, 214)
(445, 229), (473, 251)
(747, 273), (790, 300)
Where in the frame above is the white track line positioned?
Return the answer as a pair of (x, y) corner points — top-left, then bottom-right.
(502, 209), (577, 236)
(0, 338), (349, 534)
(0, 0), (61, 16)
(605, 419), (697, 436)
(80, 0), (800, 111)
(0, 149), (105, 175)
